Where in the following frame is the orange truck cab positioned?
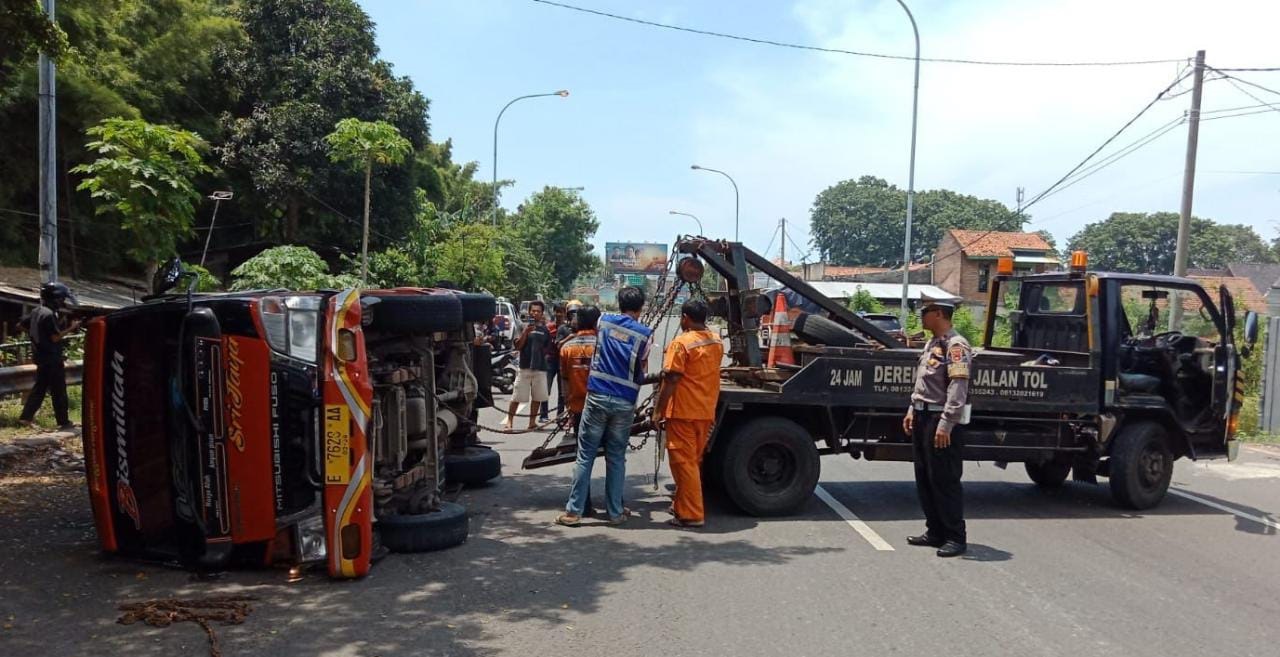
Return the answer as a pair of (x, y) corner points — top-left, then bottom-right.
(81, 272), (500, 579)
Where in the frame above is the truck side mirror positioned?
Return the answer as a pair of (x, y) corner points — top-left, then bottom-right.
(1244, 311), (1259, 352)
(152, 257), (184, 295)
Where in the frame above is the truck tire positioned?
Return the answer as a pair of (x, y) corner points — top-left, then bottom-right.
(444, 446), (502, 485)
(367, 293), (463, 333)
(1108, 422), (1173, 510)
(455, 292), (497, 323)
(1025, 461), (1071, 489)
(720, 417), (820, 517)
(377, 502), (469, 553)
(794, 313), (866, 348)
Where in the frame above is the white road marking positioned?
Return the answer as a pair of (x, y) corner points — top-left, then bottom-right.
(1168, 488), (1280, 531)
(814, 485), (895, 551)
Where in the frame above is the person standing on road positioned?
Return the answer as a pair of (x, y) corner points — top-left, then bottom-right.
(539, 301), (572, 422)
(19, 282), (80, 430)
(507, 300), (551, 431)
(902, 297), (971, 557)
(559, 304), (602, 515)
(557, 287), (652, 527)
(652, 299), (723, 528)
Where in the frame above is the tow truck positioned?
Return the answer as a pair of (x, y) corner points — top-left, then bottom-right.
(540, 238), (1257, 517)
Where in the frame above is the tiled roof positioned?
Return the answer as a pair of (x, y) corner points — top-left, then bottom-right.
(1187, 275), (1267, 313)
(1226, 262), (1280, 296)
(946, 229), (1053, 258)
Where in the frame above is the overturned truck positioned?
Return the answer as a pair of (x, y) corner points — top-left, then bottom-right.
(82, 264), (501, 579)
(643, 239), (1257, 516)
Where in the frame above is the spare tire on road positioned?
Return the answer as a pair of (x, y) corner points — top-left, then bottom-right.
(444, 446), (502, 485)
(793, 313), (867, 348)
(377, 502), (469, 553)
(365, 293), (463, 333)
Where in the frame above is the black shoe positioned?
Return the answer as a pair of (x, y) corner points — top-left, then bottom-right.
(936, 541), (967, 558)
(906, 534), (945, 548)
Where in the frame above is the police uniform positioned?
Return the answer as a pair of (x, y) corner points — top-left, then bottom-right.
(907, 300), (972, 553)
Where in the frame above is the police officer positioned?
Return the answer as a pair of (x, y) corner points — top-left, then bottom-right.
(902, 296), (971, 557)
(20, 282), (80, 430)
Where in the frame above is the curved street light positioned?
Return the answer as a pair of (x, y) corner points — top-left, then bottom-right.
(691, 164), (739, 241)
(667, 210), (704, 235)
(492, 90), (570, 224)
(895, 0), (921, 326)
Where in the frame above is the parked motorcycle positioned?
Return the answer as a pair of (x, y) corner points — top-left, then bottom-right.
(491, 344), (517, 395)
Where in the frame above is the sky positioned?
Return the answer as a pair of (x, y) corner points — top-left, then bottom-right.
(359, 0), (1280, 263)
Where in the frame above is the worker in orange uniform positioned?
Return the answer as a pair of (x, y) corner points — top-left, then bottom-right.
(559, 305), (602, 516)
(652, 299), (724, 528)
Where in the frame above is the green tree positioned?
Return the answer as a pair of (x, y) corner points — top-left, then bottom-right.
(0, 0), (70, 82)
(1067, 212), (1274, 274)
(71, 117), (211, 275)
(216, 0), (429, 245)
(325, 118), (412, 283)
(435, 223), (507, 294)
(846, 287), (886, 313)
(229, 245), (351, 291)
(342, 247), (420, 289)
(512, 186), (600, 296)
(809, 176), (1024, 266)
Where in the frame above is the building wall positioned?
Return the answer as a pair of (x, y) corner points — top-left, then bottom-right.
(933, 233), (965, 298)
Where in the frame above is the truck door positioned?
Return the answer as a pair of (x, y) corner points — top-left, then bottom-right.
(1216, 285), (1240, 450)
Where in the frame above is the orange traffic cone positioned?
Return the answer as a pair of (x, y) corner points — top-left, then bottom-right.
(767, 293), (796, 367)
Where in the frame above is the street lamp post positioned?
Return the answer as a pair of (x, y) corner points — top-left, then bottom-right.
(896, 0), (921, 326)
(667, 210), (704, 235)
(199, 190), (234, 267)
(492, 90), (570, 224)
(691, 165), (739, 241)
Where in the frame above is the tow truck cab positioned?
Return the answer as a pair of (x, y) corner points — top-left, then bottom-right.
(82, 276), (495, 578)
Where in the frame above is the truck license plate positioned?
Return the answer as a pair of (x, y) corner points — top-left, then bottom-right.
(324, 404), (350, 485)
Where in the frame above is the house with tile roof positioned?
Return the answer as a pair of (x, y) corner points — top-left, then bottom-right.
(933, 229), (1058, 303)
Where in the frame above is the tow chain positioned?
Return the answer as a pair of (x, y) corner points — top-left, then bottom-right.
(117, 595), (256, 657)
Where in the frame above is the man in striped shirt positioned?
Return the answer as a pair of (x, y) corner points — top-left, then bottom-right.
(557, 287), (652, 527)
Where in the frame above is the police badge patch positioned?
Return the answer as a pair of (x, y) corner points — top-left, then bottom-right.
(947, 344), (970, 378)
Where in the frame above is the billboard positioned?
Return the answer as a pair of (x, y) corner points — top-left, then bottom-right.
(605, 242), (669, 274)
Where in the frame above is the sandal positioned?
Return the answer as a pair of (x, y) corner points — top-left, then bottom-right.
(554, 513), (582, 527)
(668, 517), (704, 528)
(606, 508), (632, 525)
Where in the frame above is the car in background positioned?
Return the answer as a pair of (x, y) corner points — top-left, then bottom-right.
(495, 298), (519, 342)
(857, 312), (907, 342)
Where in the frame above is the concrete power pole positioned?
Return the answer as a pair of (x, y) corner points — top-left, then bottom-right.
(779, 218), (786, 264)
(1171, 49), (1206, 328)
(38, 0), (58, 283)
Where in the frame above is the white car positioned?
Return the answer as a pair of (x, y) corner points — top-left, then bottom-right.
(495, 299), (520, 342)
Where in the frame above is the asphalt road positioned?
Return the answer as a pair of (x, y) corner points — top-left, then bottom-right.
(2, 321), (1278, 657)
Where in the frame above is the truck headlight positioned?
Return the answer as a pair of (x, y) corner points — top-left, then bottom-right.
(294, 513), (327, 563)
(258, 295), (321, 363)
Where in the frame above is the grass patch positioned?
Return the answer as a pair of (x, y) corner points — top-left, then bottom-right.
(0, 386), (83, 442)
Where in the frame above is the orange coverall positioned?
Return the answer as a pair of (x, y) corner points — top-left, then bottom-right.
(559, 329), (597, 416)
(660, 329), (724, 523)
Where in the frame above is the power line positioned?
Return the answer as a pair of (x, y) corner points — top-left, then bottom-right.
(762, 222), (781, 257)
(1030, 117), (1187, 206)
(1217, 75), (1280, 115)
(1208, 69), (1280, 98)
(1211, 67), (1280, 72)
(1019, 69), (1192, 215)
(1200, 108), (1279, 122)
(529, 0), (1187, 67)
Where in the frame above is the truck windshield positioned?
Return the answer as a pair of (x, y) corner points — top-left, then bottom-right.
(1120, 284), (1221, 343)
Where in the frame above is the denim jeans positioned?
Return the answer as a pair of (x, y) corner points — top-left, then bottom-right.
(565, 392), (633, 519)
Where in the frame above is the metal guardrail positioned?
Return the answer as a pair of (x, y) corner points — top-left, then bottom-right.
(0, 361), (84, 396)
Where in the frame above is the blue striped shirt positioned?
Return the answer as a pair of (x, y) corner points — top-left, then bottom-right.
(586, 313), (653, 404)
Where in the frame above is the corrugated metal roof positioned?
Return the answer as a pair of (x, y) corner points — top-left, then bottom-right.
(794, 281), (963, 303)
(0, 266), (144, 312)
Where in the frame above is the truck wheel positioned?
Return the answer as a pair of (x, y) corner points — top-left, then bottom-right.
(1025, 461), (1071, 489)
(444, 446), (502, 485)
(366, 293), (463, 333)
(720, 417), (820, 517)
(455, 292), (497, 323)
(794, 313), (867, 348)
(1108, 422), (1173, 510)
(377, 502), (469, 553)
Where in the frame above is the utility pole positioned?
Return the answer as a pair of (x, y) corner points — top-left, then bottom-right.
(37, 0), (58, 283)
(779, 218), (786, 264)
(1015, 187), (1025, 222)
(1171, 49), (1206, 328)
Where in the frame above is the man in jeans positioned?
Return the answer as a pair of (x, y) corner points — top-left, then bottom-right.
(557, 287), (652, 526)
(20, 282), (80, 430)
